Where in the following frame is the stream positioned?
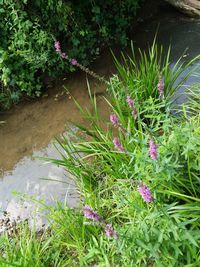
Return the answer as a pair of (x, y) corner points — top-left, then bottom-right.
(0, 1), (200, 228)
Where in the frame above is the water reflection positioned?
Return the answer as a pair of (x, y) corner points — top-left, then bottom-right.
(0, 126), (79, 229)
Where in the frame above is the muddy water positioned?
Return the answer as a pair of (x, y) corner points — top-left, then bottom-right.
(0, 1), (200, 223)
(0, 69), (112, 173)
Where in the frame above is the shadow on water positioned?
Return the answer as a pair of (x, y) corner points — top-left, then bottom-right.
(0, 0), (200, 224)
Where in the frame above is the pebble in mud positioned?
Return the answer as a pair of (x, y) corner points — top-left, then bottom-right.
(0, 212), (19, 236)
(0, 210), (46, 237)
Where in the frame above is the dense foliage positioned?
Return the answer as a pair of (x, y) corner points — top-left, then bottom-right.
(0, 0), (140, 109)
(0, 45), (199, 266)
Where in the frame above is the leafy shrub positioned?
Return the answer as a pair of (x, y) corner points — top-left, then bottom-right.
(0, 0), (140, 109)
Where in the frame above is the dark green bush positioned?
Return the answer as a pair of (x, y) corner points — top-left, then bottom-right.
(0, 0), (140, 109)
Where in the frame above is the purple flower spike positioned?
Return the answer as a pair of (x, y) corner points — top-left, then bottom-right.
(158, 78), (164, 98)
(61, 52), (67, 59)
(138, 184), (153, 203)
(105, 224), (118, 239)
(126, 96), (138, 119)
(149, 139), (158, 160)
(132, 108), (138, 120)
(83, 206), (100, 221)
(110, 113), (119, 127)
(71, 58), (78, 66)
(54, 41), (61, 53)
(126, 96), (135, 109)
(113, 137), (126, 153)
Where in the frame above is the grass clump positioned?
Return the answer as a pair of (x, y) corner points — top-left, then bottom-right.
(0, 44), (199, 266)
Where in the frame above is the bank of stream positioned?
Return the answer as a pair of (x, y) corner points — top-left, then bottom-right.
(0, 1), (200, 226)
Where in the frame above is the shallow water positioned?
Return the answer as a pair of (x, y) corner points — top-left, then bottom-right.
(0, 127), (79, 210)
(0, 73), (110, 173)
(0, 1), (200, 224)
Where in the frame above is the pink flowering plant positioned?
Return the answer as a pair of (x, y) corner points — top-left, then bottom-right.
(41, 44), (200, 266)
(46, 46), (200, 265)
